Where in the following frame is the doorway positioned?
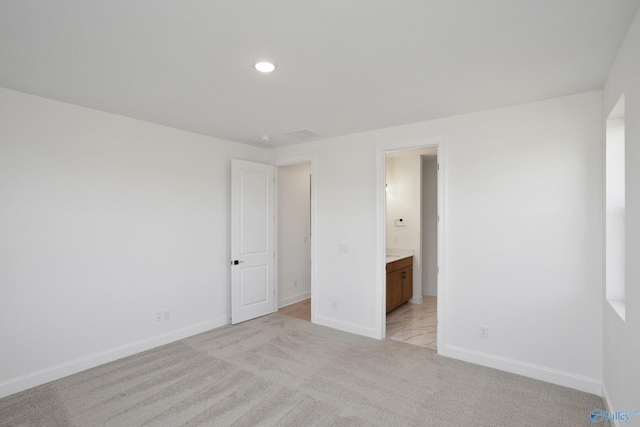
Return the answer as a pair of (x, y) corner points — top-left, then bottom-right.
(377, 138), (444, 351)
(384, 147), (438, 349)
(277, 162), (312, 322)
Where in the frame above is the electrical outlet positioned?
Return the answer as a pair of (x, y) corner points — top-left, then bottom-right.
(163, 311), (170, 321)
(156, 312), (162, 322)
(332, 300), (338, 309)
(479, 326), (489, 339)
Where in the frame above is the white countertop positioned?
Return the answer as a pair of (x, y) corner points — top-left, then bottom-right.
(386, 254), (412, 264)
(385, 248), (414, 264)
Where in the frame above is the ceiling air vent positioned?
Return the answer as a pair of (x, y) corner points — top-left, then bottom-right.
(283, 128), (321, 139)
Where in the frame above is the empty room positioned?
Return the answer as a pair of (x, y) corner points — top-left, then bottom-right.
(1, 1), (639, 426)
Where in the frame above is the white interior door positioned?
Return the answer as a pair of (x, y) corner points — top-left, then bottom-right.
(231, 159), (276, 324)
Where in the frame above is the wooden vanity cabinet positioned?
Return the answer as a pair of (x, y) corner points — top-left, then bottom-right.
(386, 270), (394, 312)
(386, 257), (413, 313)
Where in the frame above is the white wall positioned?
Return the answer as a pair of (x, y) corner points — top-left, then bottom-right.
(0, 88), (267, 398)
(386, 153), (420, 252)
(270, 90), (604, 394)
(602, 6), (640, 418)
(0, 85), (607, 398)
(277, 163), (311, 307)
(422, 156), (438, 296)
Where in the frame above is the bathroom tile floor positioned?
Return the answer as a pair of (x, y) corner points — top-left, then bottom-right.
(386, 296), (437, 350)
(279, 295), (437, 350)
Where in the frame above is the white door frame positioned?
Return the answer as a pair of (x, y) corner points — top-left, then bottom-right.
(273, 155), (316, 324)
(375, 136), (447, 350)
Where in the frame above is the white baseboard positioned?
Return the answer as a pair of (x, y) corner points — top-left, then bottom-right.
(0, 316), (229, 399)
(439, 344), (602, 395)
(410, 296), (423, 304)
(423, 287), (437, 297)
(313, 314), (378, 339)
(278, 291), (311, 308)
(601, 384), (621, 427)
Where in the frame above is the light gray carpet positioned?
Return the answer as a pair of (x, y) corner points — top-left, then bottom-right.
(1, 313), (608, 426)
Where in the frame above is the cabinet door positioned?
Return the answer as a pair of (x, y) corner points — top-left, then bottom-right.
(392, 270), (404, 308)
(386, 271), (394, 313)
(399, 266), (413, 303)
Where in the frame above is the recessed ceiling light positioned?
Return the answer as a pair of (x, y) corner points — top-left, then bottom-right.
(261, 135), (271, 142)
(254, 61), (276, 73)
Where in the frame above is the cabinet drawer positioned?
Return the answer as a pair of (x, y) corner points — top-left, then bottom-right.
(392, 257), (412, 271)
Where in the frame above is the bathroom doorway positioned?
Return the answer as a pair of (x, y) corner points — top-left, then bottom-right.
(381, 142), (442, 350)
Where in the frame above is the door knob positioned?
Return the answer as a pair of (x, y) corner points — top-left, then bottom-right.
(232, 260), (244, 265)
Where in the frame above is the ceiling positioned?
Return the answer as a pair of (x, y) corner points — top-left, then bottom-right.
(1, 1), (639, 148)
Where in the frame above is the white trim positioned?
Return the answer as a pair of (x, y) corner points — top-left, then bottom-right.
(314, 315), (378, 339)
(375, 135), (446, 342)
(409, 296), (423, 304)
(424, 286), (438, 297)
(310, 159), (318, 325)
(274, 165), (280, 312)
(272, 155), (314, 168)
(439, 344), (602, 395)
(0, 316), (229, 399)
(375, 147), (387, 339)
(436, 139), (448, 353)
(278, 292), (311, 308)
(607, 299), (626, 321)
(602, 384), (622, 427)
